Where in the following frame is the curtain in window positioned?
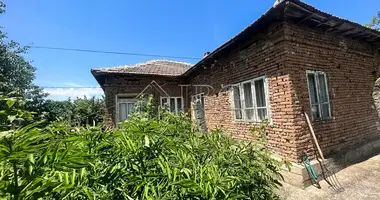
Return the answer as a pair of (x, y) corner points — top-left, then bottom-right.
(119, 103), (127, 122)
(318, 73), (330, 118)
(177, 98), (182, 111)
(233, 86), (242, 119)
(307, 73), (320, 119)
(255, 79), (267, 120)
(243, 82), (254, 120)
(161, 97), (183, 114)
(169, 98), (176, 112)
(127, 103), (134, 117)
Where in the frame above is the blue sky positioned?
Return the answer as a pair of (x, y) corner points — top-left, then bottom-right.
(1, 0), (379, 100)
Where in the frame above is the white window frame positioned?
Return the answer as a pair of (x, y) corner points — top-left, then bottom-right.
(191, 93), (205, 106)
(160, 97), (184, 114)
(115, 95), (138, 124)
(231, 76), (270, 122)
(306, 70), (331, 121)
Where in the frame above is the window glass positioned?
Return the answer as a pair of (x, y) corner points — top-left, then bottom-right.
(255, 79), (266, 107)
(307, 74), (319, 104)
(161, 98), (167, 107)
(231, 77), (269, 122)
(318, 74), (328, 103)
(119, 103), (127, 122)
(161, 97), (183, 114)
(169, 98), (176, 112)
(233, 86), (242, 119)
(307, 71), (331, 120)
(177, 98), (182, 111)
(257, 108), (267, 120)
(321, 104), (330, 119)
(245, 109), (254, 120)
(127, 103), (134, 117)
(311, 105), (320, 120)
(243, 82), (253, 108)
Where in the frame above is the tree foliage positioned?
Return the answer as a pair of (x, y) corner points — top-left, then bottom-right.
(0, 96), (283, 199)
(0, 1), (48, 115)
(43, 96), (105, 127)
(366, 11), (380, 31)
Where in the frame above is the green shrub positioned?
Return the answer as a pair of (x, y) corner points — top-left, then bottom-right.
(0, 97), (282, 199)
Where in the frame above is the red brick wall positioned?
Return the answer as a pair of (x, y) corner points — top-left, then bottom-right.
(188, 23), (304, 161)
(188, 22), (380, 162)
(284, 23), (380, 158)
(102, 75), (186, 127)
(100, 22), (380, 162)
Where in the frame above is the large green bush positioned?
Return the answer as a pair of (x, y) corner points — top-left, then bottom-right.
(0, 97), (282, 199)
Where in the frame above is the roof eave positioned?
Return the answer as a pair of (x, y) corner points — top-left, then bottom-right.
(91, 69), (184, 79)
(182, 0), (380, 76)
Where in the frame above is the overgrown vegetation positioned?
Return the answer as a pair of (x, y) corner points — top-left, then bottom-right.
(0, 96), (283, 199)
(42, 96), (105, 127)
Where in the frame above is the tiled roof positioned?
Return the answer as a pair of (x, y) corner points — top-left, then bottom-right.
(91, 60), (193, 77)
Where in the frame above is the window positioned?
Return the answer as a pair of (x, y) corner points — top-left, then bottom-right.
(161, 97), (183, 114)
(116, 98), (137, 123)
(232, 76), (270, 122)
(191, 93), (204, 106)
(307, 70), (331, 120)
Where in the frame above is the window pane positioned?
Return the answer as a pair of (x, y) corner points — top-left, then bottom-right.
(177, 98), (182, 111)
(233, 86), (241, 109)
(127, 103), (134, 118)
(161, 98), (167, 106)
(318, 74), (329, 103)
(170, 98), (176, 112)
(255, 79), (266, 107)
(245, 108), (254, 120)
(321, 104), (330, 119)
(308, 74), (319, 104)
(119, 103), (127, 122)
(235, 110), (242, 119)
(257, 108), (267, 120)
(311, 105), (320, 120)
(233, 86), (242, 119)
(243, 83), (253, 108)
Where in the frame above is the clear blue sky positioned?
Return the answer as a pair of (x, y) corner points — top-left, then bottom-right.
(1, 0), (379, 100)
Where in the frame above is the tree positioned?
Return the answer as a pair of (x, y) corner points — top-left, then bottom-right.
(42, 96), (105, 126)
(0, 1), (48, 115)
(366, 11), (380, 31)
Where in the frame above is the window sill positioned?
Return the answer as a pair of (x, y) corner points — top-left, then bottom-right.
(233, 120), (271, 125)
(312, 117), (334, 124)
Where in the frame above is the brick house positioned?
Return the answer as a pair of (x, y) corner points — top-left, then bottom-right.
(92, 0), (380, 163)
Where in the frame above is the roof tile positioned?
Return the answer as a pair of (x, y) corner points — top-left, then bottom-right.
(91, 60), (193, 76)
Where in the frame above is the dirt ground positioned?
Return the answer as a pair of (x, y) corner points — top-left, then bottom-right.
(279, 154), (380, 200)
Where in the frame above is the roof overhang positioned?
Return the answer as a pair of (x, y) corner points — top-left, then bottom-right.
(91, 69), (183, 87)
(183, 0), (380, 76)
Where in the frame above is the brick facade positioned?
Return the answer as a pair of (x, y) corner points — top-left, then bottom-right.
(187, 23), (303, 161)
(186, 22), (380, 162)
(102, 75), (186, 127)
(99, 23), (380, 163)
(284, 23), (380, 158)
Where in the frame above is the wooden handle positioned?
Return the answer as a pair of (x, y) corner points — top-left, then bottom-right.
(304, 112), (325, 161)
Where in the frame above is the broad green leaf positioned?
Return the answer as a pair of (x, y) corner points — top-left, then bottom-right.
(6, 98), (16, 108)
(144, 135), (150, 147)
